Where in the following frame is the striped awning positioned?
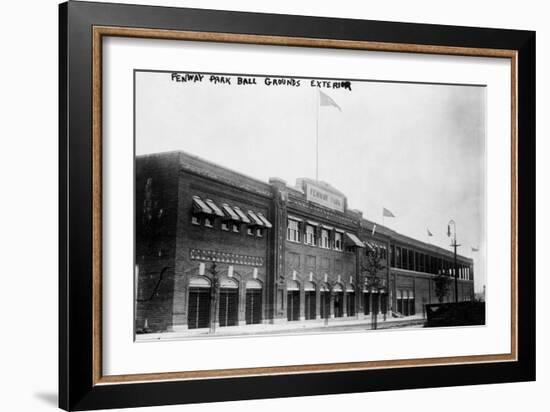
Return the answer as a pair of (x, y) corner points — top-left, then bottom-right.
(232, 206), (251, 223)
(345, 232), (366, 248)
(247, 210), (264, 226)
(257, 212), (272, 228)
(205, 199), (224, 217)
(192, 196), (213, 214)
(221, 203), (240, 221)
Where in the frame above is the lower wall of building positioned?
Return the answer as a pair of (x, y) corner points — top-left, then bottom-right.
(391, 271), (474, 317)
(135, 257), (176, 333)
(136, 264), (475, 333)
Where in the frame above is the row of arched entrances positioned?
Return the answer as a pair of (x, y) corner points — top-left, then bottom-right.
(187, 276), (263, 329)
(286, 280), (388, 322)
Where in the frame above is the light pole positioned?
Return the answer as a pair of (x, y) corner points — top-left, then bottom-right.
(447, 220), (461, 304)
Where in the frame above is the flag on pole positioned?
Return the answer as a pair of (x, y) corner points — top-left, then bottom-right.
(427, 228), (433, 236)
(319, 90), (342, 111)
(471, 247), (479, 252)
(382, 208), (395, 218)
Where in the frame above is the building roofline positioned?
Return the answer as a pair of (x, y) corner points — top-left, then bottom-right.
(137, 150), (273, 198)
(137, 150), (474, 263)
(359, 217), (473, 263)
(138, 150), (272, 188)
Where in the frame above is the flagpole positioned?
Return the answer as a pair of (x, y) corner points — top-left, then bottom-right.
(315, 89), (319, 181)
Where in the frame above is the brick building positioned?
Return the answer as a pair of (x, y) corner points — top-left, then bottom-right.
(136, 151), (474, 334)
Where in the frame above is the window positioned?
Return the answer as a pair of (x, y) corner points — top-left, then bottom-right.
(321, 229), (330, 248)
(191, 215), (201, 225)
(221, 222), (229, 231)
(305, 224), (316, 245)
(396, 247), (401, 268)
(204, 216), (213, 228)
(247, 227), (254, 236)
(232, 222), (240, 233)
(334, 232), (343, 250)
(256, 228), (263, 237)
(287, 219), (300, 242)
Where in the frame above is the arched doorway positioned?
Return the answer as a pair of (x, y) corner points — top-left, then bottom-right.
(287, 280), (300, 321)
(363, 287), (371, 315)
(320, 283), (330, 319)
(333, 283), (344, 318)
(219, 277), (239, 327)
(346, 284), (356, 317)
(187, 276), (211, 329)
(245, 279), (262, 324)
(304, 281), (316, 320)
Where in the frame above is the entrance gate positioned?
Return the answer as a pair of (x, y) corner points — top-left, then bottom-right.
(245, 279), (262, 324)
(287, 280), (300, 321)
(187, 277), (211, 329)
(219, 278), (238, 327)
(304, 281), (316, 320)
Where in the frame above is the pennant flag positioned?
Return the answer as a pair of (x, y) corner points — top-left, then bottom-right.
(382, 208), (395, 218)
(371, 224), (377, 236)
(427, 228), (433, 237)
(471, 247), (479, 252)
(319, 90), (342, 111)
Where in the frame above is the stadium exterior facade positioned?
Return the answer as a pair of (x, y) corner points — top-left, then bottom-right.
(135, 151), (474, 334)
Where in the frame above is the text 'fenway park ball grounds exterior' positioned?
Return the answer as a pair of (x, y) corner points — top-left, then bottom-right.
(135, 151), (474, 336)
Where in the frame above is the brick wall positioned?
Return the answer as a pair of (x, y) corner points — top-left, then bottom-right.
(173, 170), (273, 328)
(135, 152), (180, 332)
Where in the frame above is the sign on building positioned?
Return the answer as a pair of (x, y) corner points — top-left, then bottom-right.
(305, 182), (345, 212)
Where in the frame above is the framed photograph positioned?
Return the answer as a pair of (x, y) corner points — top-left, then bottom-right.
(59, 1), (535, 410)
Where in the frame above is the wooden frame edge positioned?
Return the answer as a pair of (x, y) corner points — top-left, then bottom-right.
(92, 26), (103, 385)
(91, 26), (519, 386)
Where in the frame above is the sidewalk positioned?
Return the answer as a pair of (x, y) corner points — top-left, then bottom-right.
(136, 314), (427, 341)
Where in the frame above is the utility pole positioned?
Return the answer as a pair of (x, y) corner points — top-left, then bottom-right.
(448, 220), (461, 303)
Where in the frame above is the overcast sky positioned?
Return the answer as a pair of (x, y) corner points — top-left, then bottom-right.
(135, 71), (486, 293)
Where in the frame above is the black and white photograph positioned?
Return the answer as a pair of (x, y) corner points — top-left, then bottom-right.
(0, 0), (540, 410)
(134, 70), (486, 340)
